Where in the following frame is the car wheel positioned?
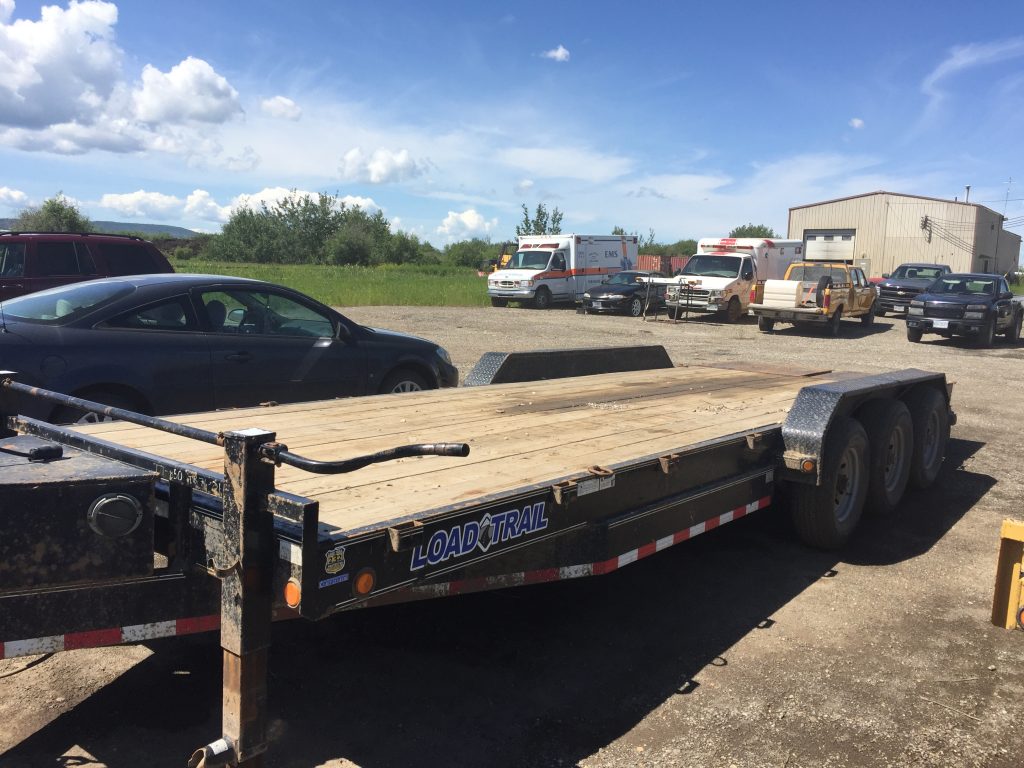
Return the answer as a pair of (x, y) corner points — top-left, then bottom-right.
(628, 297), (644, 317)
(757, 315), (775, 333)
(860, 302), (876, 326)
(828, 307), (843, 336)
(723, 296), (743, 323)
(532, 288), (552, 310)
(1004, 311), (1022, 343)
(976, 315), (996, 348)
(380, 369), (430, 394)
(490, 297), (508, 308)
(907, 327), (923, 343)
(52, 390), (144, 425)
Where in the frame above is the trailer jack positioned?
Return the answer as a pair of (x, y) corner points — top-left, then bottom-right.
(992, 518), (1024, 631)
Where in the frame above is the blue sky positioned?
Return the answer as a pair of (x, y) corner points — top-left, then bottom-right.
(1, 0), (1022, 251)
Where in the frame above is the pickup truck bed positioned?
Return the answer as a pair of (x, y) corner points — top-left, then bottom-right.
(73, 363), (839, 537)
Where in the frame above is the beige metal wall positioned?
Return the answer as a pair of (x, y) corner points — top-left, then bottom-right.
(786, 193), (1014, 276)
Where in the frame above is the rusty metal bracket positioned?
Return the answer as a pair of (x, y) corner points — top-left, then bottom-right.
(659, 454), (681, 474)
(552, 480), (577, 506)
(745, 432), (768, 450)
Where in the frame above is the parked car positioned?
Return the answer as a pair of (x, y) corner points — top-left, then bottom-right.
(876, 263), (952, 316)
(906, 272), (1022, 347)
(0, 232), (174, 301)
(749, 261), (877, 335)
(581, 270), (666, 317)
(0, 274), (458, 423)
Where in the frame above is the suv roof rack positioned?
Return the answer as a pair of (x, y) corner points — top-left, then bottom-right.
(0, 231), (146, 241)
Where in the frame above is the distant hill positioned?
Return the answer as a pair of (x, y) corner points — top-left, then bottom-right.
(0, 219), (201, 238)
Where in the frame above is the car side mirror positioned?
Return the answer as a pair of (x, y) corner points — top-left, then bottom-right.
(1000, 291), (1013, 300)
(882, 273), (890, 279)
(336, 322), (351, 340)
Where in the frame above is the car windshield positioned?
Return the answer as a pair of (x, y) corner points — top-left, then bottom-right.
(928, 276), (995, 296)
(0, 279), (136, 324)
(503, 250), (552, 270)
(787, 264), (847, 282)
(604, 272), (642, 286)
(892, 265), (945, 280)
(681, 255), (742, 278)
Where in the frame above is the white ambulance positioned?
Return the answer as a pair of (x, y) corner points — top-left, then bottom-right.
(651, 237), (802, 322)
(487, 234), (638, 309)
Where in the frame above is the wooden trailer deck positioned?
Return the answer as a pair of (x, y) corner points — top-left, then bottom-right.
(74, 364), (839, 535)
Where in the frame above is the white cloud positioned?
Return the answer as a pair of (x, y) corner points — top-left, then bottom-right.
(338, 194), (379, 210)
(0, 185), (27, 206)
(339, 147), (426, 183)
(184, 189), (230, 223)
(514, 179), (534, 195)
(0, 0), (122, 128)
(498, 146), (633, 183)
(921, 38), (1024, 117)
(260, 95), (302, 120)
(223, 145), (261, 172)
(133, 57), (242, 124)
(849, 117), (865, 129)
(99, 189), (181, 219)
(542, 44), (570, 63)
(436, 209), (498, 239)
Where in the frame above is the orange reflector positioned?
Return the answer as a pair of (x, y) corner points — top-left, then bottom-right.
(354, 569), (376, 596)
(284, 579), (301, 608)
(801, 459), (816, 473)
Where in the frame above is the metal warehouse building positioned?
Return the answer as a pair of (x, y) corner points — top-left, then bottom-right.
(788, 191), (1021, 278)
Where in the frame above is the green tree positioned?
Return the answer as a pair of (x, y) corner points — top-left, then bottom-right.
(14, 193), (93, 232)
(443, 238), (502, 268)
(729, 223), (779, 238)
(515, 203), (563, 237)
(612, 226), (656, 250)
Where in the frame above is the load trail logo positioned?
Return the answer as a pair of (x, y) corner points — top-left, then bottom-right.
(410, 502), (548, 571)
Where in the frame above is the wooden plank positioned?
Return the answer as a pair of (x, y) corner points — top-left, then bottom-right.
(67, 366), (838, 535)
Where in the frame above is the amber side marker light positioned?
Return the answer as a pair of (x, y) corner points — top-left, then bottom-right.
(801, 459), (816, 473)
(354, 569), (376, 596)
(284, 579), (302, 608)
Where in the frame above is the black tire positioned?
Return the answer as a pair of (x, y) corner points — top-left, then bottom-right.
(860, 301), (876, 326)
(757, 315), (775, 332)
(858, 399), (914, 515)
(976, 315), (996, 348)
(904, 387), (949, 490)
(828, 307), (843, 336)
(1004, 311), (1022, 343)
(628, 297), (644, 318)
(668, 307), (680, 320)
(723, 296), (743, 323)
(789, 417), (870, 549)
(907, 327), (923, 343)
(490, 297), (508, 308)
(814, 276), (833, 308)
(52, 390), (143, 425)
(532, 288), (552, 310)
(380, 369), (430, 394)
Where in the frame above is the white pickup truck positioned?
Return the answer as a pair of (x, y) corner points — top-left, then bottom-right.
(749, 261), (878, 336)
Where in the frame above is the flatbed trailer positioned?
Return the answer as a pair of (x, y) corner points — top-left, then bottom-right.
(0, 351), (954, 766)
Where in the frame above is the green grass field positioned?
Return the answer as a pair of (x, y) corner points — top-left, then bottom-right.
(168, 259), (491, 307)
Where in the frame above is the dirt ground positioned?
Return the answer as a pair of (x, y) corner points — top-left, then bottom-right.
(2, 305), (1023, 768)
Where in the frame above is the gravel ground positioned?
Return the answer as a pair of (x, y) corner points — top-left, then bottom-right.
(2, 305), (1023, 768)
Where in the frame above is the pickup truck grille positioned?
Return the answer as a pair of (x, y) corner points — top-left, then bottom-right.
(923, 303), (964, 319)
(879, 286), (922, 301)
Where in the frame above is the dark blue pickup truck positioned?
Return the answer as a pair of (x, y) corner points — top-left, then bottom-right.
(906, 272), (1023, 347)
(877, 263), (951, 316)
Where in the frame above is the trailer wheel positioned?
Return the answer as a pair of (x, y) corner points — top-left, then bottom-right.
(789, 417), (869, 549)
(490, 297), (508, 307)
(904, 387), (949, 490)
(858, 399), (914, 515)
(723, 296), (743, 323)
(532, 288), (552, 310)
(628, 297), (644, 317)
(757, 315), (775, 333)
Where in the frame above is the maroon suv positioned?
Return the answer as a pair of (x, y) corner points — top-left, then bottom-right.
(0, 232), (174, 301)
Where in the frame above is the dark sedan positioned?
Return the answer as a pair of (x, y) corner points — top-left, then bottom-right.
(0, 274), (458, 423)
(906, 272), (1022, 347)
(581, 271), (665, 317)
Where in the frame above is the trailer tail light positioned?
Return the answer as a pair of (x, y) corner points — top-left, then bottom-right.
(354, 568), (376, 596)
(284, 579), (302, 608)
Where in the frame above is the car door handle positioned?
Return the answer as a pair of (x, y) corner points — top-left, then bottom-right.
(225, 352), (252, 363)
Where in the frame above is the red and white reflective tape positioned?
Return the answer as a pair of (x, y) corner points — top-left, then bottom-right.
(0, 615), (220, 661)
(403, 495), (772, 600)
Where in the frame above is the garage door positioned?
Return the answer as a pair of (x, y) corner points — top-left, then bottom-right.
(804, 230), (855, 262)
